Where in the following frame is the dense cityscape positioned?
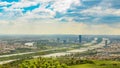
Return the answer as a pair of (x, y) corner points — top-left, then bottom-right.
(0, 35), (119, 68)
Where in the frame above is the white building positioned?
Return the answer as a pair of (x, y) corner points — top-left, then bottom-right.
(24, 42), (35, 47)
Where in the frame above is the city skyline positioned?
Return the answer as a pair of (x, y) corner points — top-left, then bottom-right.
(0, 0), (120, 35)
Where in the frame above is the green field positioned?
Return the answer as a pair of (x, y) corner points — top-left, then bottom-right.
(71, 60), (120, 68)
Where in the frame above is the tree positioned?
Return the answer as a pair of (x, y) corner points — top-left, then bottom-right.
(20, 57), (69, 68)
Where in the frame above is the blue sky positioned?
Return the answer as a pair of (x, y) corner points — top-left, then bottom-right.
(0, 0), (120, 34)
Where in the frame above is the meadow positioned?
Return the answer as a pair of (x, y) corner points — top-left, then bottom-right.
(71, 60), (120, 68)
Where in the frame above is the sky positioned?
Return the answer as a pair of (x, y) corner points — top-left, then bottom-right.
(0, 0), (120, 35)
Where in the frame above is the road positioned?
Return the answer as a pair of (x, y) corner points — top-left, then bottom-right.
(0, 47), (68, 58)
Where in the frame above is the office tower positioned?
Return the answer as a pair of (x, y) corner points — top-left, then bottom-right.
(105, 40), (107, 46)
(63, 40), (67, 44)
(78, 35), (82, 43)
(105, 40), (108, 48)
(104, 39), (109, 56)
(57, 38), (60, 43)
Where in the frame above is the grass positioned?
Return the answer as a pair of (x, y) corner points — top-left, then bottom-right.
(71, 60), (120, 68)
(70, 64), (94, 68)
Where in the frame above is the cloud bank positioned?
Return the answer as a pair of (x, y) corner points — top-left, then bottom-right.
(0, 0), (120, 35)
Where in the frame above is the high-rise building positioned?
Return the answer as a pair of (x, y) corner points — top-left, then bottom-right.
(104, 40), (108, 48)
(105, 40), (107, 46)
(57, 38), (60, 43)
(103, 39), (109, 56)
(78, 35), (82, 43)
(63, 40), (67, 44)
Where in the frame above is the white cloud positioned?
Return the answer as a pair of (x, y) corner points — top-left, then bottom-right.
(0, 2), (12, 6)
(81, 6), (120, 16)
(13, 7), (55, 22)
(0, 0), (120, 35)
(81, 0), (120, 16)
(51, 0), (81, 13)
(10, 1), (38, 9)
(2, 7), (23, 18)
(82, 0), (98, 1)
(31, 7), (55, 18)
(0, 0), (81, 20)
(0, 13), (2, 16)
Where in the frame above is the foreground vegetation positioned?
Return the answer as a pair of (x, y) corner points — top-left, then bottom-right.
(0, 57), (120, 68)
(71, 60), (120, 68)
